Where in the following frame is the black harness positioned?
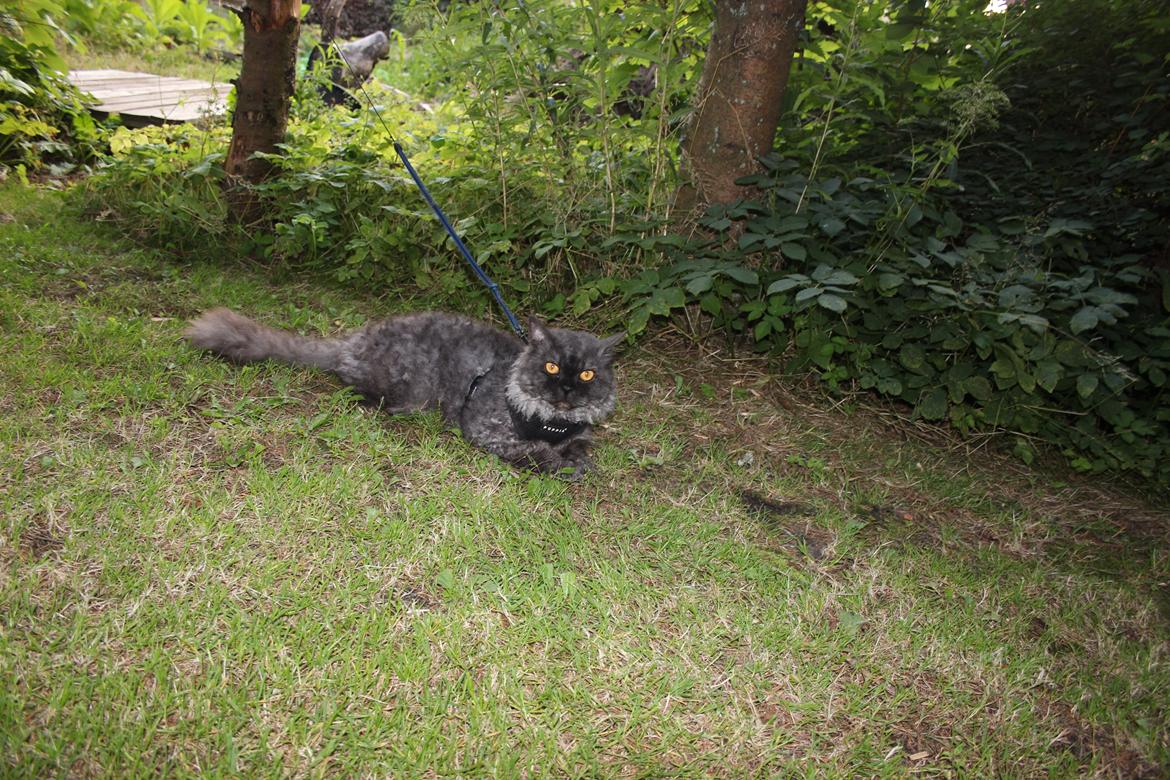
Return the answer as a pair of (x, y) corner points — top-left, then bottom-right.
(465, 371), (489, 407)
(507, 403), (586, 445)
(464, 370), (586, 445)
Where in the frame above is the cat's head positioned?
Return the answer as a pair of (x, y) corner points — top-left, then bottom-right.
(505, 317), (622, 424)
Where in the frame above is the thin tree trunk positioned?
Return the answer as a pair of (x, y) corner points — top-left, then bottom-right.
(306, 0), (353, 107)
(315, 0), (349, 44)
(674, 0), (807, 221)
(225, 0), (302, 220)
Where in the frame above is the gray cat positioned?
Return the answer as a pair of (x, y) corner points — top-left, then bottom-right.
(184, 309), (621, 478)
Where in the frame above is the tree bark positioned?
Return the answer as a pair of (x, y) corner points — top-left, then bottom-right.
(225, 0), (302, 220)
(674, 0), (807, 221)
(314, 0), (349, 44)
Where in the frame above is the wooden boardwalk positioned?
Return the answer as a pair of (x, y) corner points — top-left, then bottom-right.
(67, 69), (230, 125)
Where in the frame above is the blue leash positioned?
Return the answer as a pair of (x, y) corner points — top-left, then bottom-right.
(391, 142), (527, 342)
(327, 44), (528, 342)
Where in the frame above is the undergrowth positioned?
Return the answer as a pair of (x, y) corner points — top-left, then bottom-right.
(67, 0), (1170, 488)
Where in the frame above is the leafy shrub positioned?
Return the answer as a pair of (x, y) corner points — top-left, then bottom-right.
(61, 0), (150, 49)
(89, 123), (233, 251)
(0, 0), (100, 172)
(624, 161), (1170, 478)
(612, 0), (1170, 481)
(63, 0), (242, 55)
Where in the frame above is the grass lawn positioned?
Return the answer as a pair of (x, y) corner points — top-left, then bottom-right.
(1, 181), (1167, 777)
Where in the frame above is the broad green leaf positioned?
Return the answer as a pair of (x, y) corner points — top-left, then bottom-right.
(885, 21), (918, 40)
(1035, 360), (1062, 393)
(781, 242), (807, 261)
(721, 266), (759, 285)
(817, 293), (847, 313)
(964, 376), (993, 401)
(900, 344), (926, 371)
(1069, 306), (1099, 334)
(767, 277), (804, 295)
(739, 232), (765, 250)
(572, 293), (592, 316)
(1017, 314), (1050, 333)
(795, 286), (823, 302)
(628, 306), (650, 335)
(1044, 218), (1093, 238)
(918, 388), (948, 420)
(1076, 373), (1099, 398)
(822, 270), (859, 286)
(819, 217), (846, 237)
(686, 275), (713, 295)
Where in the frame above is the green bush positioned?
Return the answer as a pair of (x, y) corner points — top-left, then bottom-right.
(628, 161), (1169, 478)
(614, 0), (1170, 481)
(61, 0), (243, 54)
(0, 0), (99, 172)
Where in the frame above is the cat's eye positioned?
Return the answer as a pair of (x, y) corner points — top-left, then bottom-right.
(579, 369), (595, 382)
(544, 362), (560, 375)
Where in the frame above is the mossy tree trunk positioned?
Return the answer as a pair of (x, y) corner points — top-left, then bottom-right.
(674, 0), (807, 222)
(225, 0), (302, 221)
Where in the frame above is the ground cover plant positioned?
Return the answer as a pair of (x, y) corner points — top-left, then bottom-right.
(0, 0), (101, 173)
(3, 181), (1170, 777)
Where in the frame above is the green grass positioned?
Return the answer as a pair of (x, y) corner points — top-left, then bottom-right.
(1, 181), (1168, 777)
(65, 42), (240, 87)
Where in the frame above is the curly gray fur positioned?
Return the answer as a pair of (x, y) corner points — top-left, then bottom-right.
(184, 308), (621, 478)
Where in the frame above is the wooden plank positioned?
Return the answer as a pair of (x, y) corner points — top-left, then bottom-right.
(67, 69), (230, 124)
(75, 79), (223, 93)
(94, 87), (229, 109)
(79, 85), (227, 104)
(69, 71), (147, 81)
(67, 69), (142, 81)
(73, 80), (228, 100)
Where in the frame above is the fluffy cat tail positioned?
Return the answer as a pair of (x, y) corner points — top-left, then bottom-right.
(184, 308), (343, 371)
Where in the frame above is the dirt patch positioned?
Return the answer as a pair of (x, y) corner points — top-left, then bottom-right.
(19, 514), (67, 559)
(398, 584), (439, 610)
(41, 277), (92, 302)
(1041, 698), (1161, 778)
(740, 489), (833, 560)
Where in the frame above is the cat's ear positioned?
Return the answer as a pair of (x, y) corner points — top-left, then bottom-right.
(527, 316), (552, 345)
(600, 333), (624, 362)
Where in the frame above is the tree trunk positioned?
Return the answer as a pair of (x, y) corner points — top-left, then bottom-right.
(225, 0), (302, 220)
(674, 0), (807, 221)
(315, 0), (349, 44)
